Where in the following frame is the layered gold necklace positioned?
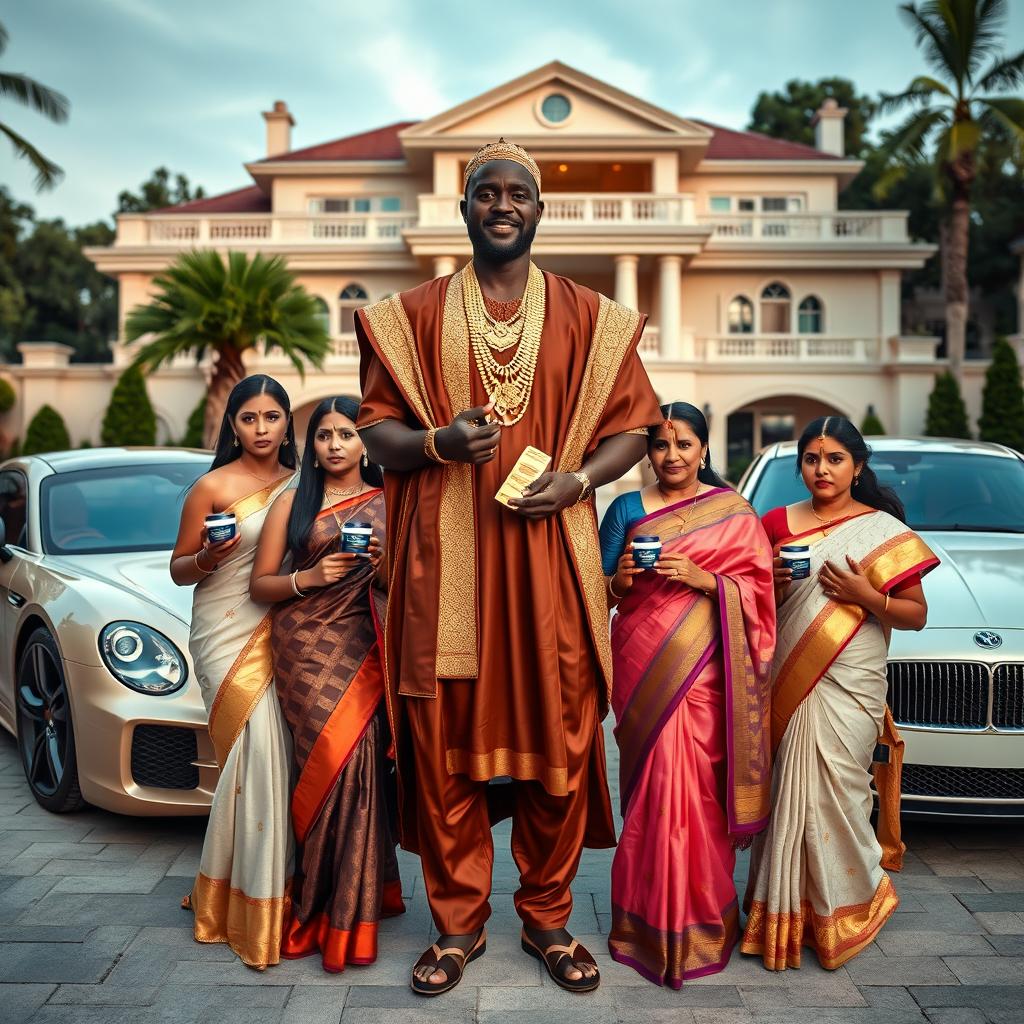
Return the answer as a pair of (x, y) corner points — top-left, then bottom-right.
(463, 261), (546, 427)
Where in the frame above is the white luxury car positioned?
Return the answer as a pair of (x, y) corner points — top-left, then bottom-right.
(740, 437), (1024, 819)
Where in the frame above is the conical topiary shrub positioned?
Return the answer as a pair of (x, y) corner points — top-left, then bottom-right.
(0, 378), (16, 415)
(925, 371), (971, 439)
(23, 405), (71, 455)
(978, 337), (1024, 452)
(861, 406), (886, 435)
(101, 364), (157, 446)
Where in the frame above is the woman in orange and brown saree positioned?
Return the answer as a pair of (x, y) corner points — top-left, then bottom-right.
(251, 396), (403, 973)
(600, 403), (776, 988)
(741, 417), (938, 971)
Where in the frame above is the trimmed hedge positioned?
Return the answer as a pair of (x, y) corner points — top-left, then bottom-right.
(181, 394), (206, 448)
(23, 405), (71, 455)
(101, 364), (157, 446)
(978, 337), (1024, 452)
(925, 372), (971, 439)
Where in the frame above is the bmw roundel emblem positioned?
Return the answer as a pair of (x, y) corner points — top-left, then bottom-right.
(974, 630), (1003, 650)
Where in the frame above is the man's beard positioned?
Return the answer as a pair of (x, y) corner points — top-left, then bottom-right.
(467, 218), (538, 264)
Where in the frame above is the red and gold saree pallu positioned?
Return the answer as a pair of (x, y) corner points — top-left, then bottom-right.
(271, 490), (404, 973)
(608, 488), (776, 988)
(187, 475), (295, 969)
(741, 510), (938, 971)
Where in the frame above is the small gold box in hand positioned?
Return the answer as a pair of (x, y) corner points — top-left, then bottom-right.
(495, 446), (552, 508)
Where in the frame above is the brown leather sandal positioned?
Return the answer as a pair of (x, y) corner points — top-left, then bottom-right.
(521, 930), (600, 993)
(410, 929), (487, 997)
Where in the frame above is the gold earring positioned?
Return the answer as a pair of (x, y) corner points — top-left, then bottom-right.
(282, 436), (290, 446)
(362, 450), (369, 467)
(700, 457), (706, 468)
(314, 458), (319, 468)
(232, 436), (239, 448)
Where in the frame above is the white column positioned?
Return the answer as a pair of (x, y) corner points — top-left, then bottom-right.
(657, 256), (682, 360)
(879, 269), (901, 363)
(614, 254), (639, 311)
(433, 255), (457, 278)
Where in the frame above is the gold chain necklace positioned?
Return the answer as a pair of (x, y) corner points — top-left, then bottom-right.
(463, 262), (546, 427)
(809, 500), (853, 535)
(660, 482), (703, 527)
(325, 482), (365, 498)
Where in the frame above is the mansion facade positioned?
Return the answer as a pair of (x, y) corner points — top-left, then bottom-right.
(12, 62), (1021, 476)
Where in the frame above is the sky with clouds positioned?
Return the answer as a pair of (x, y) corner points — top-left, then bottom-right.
(4, 0), (1023, 225)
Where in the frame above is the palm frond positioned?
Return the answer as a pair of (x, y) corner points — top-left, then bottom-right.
(0, 121), (63, 190)
(976, 49), (1024, 92)
(977, 96), (1024, 155)
(878, 75), (954, 115)
(900, 2), (964, 86)
(940, 116), (982, 161)
(0, 73), (69, 123)
(0, 22), (8, 56)
(879, 106), (949, 164)
(126, 249), (329, 375)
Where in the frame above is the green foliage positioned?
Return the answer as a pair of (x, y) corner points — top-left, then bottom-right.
(0, 19), (70, 190)
(978, 337), (1024, 451)
(0, 376), (15, 413)
(861, 407), (886, 435)
(181, 394), (206, 448)
(78, 439), (92, 448)
(23, 403), (70, 454)
(117, 167), (205, 213)
(126, 249), (330, 378)
(925, 372), (971, 438)
(747, 77), (878, 158)
(100, 364), (156, 446)
(0, 186), (117, 361)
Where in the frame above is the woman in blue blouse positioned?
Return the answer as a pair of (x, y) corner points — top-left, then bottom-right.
(598, 401), (775, 988)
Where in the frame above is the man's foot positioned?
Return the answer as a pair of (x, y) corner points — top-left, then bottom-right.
(410, 929), (486, 996)
(521, 926), (600, 991)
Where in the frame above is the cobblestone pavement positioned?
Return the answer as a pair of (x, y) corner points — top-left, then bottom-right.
(1, 727), (1023, 1024)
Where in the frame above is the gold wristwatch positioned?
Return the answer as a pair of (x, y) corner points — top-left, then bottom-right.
(572, 470), (593, 503)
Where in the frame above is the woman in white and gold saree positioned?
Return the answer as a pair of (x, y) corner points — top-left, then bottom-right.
(170, 375), (297, 969)
(741, 417), (938, 971)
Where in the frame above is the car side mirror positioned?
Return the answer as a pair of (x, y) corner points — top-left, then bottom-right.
(0, 519), (11, 563)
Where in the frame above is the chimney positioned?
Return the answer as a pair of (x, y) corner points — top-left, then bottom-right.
(811, 97), (847, 157)
(262, 100), (294, 158)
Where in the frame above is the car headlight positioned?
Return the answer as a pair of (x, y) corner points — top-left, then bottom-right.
(99, 621), (188, 695)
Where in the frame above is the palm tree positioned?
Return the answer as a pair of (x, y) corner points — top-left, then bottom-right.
(0, 20), (69, 190)
(880, 0), (1024, 380)
(126, 250), (331, 447)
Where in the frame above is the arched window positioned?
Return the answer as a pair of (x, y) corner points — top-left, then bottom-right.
(312, 296), (330, 334)
(339, 284), (369, 335)
(727, 295), (754, 334)
(798, 295), (823, 334)
(760, 281), (791, 333)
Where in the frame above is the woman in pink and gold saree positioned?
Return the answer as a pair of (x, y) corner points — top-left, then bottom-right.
(251, 396), (403, 974)
(170, 375), (298, 970)
(741, 417), (938, 972)
(600, 403), (776, 988)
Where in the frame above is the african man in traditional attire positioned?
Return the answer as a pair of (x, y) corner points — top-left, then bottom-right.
(356, 139), (661, 995)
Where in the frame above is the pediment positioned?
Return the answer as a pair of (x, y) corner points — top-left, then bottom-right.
(401, 62), (710, 145)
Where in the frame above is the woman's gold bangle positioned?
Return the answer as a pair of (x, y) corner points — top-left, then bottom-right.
(608, 576), (628, 600)
(194, 551), (215, 575)
(883, 592), (890, 615)
(424, 427), (453, 465)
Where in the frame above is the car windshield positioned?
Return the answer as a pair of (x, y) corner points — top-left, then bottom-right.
(41, 461), (210, 555)
(747, 450), (1024, 533)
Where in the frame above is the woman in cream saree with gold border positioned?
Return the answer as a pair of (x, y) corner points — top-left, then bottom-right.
(741, 417), (938, 972)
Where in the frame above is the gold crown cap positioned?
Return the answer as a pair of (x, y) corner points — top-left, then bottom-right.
(463, 138), (541, 192)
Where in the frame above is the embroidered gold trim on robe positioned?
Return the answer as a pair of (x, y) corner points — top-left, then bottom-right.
(558, 293), (644, 696)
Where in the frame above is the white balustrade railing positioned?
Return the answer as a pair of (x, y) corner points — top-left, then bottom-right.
(141, 213), (417, 246)
(417, 193), (696, 228)
(696, 211), (909, 243)
(700, 335), (879, 363)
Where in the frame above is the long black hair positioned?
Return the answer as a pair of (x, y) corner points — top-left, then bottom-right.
(209, 374), (297, 471)
(797, 416), (905, 522)
(649, 401), (730, 489)
(286, 395), (383, 557)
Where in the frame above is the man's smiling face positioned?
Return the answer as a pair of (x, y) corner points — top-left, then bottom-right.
(461, 159), (544, 263)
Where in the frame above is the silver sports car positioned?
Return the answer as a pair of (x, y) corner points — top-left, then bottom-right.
(0, 448), (216, 815)
(740, 437), (1024, 818)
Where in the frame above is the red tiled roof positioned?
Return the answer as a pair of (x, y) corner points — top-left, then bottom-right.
(259, 120), (417, 163)
(153, 185), (270, 215)
(694, 120), (840, 161)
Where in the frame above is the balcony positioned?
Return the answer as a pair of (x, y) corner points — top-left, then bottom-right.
(697, 335), (881, 363)
(117, 212), (418, 247)
(697, 211), (909, 243)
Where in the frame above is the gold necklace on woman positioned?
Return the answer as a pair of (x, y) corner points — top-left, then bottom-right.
(463, 261), (546, 427)
(658, 481), (703, 526)
(325, 481), (364, 498)
(809, 499), (853, 535)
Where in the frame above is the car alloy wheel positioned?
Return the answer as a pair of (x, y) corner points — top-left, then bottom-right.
(15, 627), (86, 812)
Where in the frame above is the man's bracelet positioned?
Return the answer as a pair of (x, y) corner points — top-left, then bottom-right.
(424, 427), (453, 465)
(571, 470), (593, 503)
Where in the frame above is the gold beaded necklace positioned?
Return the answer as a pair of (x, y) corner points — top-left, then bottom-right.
(463, 262), (546, 427)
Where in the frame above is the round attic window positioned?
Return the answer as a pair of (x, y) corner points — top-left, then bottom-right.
(540, 93), (572, 125)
